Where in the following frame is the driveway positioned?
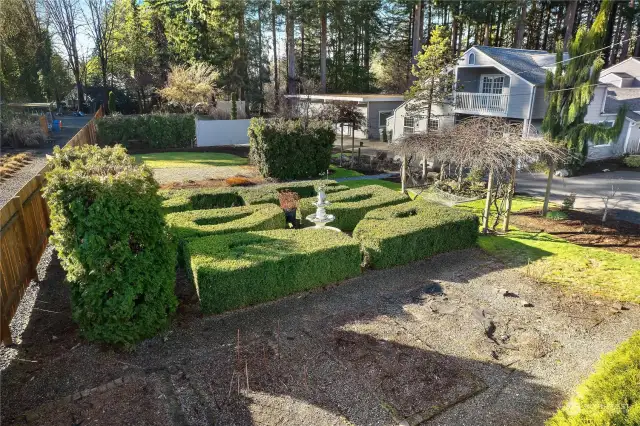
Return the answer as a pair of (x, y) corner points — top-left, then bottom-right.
(516, 170), (640, 224)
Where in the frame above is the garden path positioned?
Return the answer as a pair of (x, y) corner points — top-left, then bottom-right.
(2, 248), (638, 425)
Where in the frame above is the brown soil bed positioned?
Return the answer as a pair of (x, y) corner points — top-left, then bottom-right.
(511, 209), (640, 258)
(159, 175), (264, 191)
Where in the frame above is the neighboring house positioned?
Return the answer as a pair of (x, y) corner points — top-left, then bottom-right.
(387, 46), (562, 140)
(583, 57), (640, 160)
(286, 93), (404, 139)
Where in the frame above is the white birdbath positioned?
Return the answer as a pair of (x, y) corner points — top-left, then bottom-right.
(305, 188), (340, 232)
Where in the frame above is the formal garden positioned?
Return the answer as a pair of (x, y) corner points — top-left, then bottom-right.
(1, 112), (638, 425)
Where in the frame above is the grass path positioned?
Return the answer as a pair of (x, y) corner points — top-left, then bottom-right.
(133, 152), (248, 168)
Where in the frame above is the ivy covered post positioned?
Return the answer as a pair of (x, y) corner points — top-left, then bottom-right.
(108, 91), (116, 114)
(231, 92), (238, 120)
(541, 0), (625, 216)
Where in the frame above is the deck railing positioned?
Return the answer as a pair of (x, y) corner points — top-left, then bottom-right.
(455, 92), (509, 115)
(0, 106), (104, 345)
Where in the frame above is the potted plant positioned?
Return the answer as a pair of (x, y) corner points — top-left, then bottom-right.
(278, 190), (300, 227)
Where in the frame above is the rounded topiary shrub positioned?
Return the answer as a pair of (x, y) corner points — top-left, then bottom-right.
(44, 145), (177, 345)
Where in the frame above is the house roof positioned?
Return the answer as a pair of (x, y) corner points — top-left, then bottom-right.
(611, 72), (635, 79)
(285, 94), (404, 102)
(603, 87), (640, 121)
(473, 46), (560, 85)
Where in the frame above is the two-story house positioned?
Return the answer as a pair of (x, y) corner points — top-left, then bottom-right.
(387, 46), (639, 161)
(387, 46), (560, 139)
(583, 57), (640, 160)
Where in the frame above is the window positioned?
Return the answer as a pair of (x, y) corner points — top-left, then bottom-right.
(428, 118), (439, 131)
(403, 116), (416, 134)
(468, 53), (475, 65)
(481, 75), (505, 94)
(379, 110), (392, 128)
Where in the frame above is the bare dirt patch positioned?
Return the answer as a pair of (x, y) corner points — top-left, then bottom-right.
(512, 209), (640, 258)
(2, 249), (639, 425)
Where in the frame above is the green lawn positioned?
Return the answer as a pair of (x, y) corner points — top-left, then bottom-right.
(341, 178), (401, 191)
(133, 152), (248, 168)
(329, 165), (363, 179)
(547, 331), (640, 425)
(456, 196), (640, 303)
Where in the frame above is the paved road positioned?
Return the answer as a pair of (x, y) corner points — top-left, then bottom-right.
(516, 170), (640, 224)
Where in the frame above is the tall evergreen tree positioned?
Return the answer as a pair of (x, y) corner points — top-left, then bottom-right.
(541, 0), (625, 214)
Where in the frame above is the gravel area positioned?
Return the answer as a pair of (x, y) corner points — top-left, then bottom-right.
(1, 248), (638, 425)
(152, 165), (261, 184)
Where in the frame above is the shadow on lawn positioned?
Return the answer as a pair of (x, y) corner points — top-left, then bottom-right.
(1, 248), (563, 425)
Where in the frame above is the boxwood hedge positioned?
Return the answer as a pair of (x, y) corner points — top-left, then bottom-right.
(353, 201), (478, 269)
(185, 229), (361, 314)
(160, 180), (349, 214)
(248, 118), (335, 179)
(96, 114), (195, 149)
(166, 204), (285, 263)
(43, 145), (177, 345)
(299, 185), (409, 231)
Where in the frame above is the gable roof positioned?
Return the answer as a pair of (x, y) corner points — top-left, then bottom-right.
(603, 87), (640, 121)
(472, 46), (561, 86)
(611, 72), (635, 79)
(600, 57), (640, 79)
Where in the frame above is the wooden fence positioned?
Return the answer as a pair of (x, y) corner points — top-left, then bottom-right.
(0, 106), (104, 344)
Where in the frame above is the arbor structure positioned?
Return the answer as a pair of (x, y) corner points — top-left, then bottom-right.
(541, 0), (625, 215)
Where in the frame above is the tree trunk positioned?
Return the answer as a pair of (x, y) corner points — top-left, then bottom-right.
(410, 0), (425, 83)
(503, 161), (517, 232)
(515, 0), (527, 49)
(603, 1), (619, 65)
(364, 16), (370, 92)
(483, 22), (490, 46)
(286, 0), (296, 96)
(102, 70), (108, 113)
(620, 0), (635, 60)
(425, 1), (432, 44)
(258, 5), (264, 115)
(495, 3), (503, 47)
(542, 2), (551, 51)
(340, 123), (344, 166)
(401, 154), (407, 194)
(564, 0), (578, 51)
(300, 21), (304, 79)
(451, 1), (460, 54)
(271, 0), (279, 112)
(482, 168), (494, 234)
(609, 12), (625, 66)
(320, 6), (327, 93)
(542, 162), (555, 216)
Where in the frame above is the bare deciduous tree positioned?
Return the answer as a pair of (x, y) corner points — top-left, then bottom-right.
(45, 0), (84, 110)
(159, 63), (218, 113)
(84, 0), (117, 113)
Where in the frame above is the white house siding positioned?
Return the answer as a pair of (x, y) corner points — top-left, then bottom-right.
(386, 100), (454, 141)
(456, 67), (511, 93)
(584, 86), (608, 122)
(529, 86), (548, 119)
(505, 77), (534, 119)
(586, 117), (635, 161)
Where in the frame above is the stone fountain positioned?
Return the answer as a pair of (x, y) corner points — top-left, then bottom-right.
(305, 186), (340, 231)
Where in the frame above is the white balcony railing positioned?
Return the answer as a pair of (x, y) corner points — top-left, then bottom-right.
(455, 92), (509, 115)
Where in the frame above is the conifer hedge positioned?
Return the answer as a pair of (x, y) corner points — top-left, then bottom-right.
(248, 118), (335, 179)
(96, 114), (195, 149)
(44, 145), (177, 345)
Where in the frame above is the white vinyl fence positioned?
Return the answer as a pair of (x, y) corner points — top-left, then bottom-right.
(196, 118), (251, 146)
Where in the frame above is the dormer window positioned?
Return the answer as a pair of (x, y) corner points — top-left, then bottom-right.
(468, 53), (475, 65)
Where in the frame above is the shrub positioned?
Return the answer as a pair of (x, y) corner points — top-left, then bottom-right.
(185, 229), (362, 314)
(166, 204), (285, 262)
(547, 331), (640, 426)
(546, 210), (568, 221)
(43, 145), (177, 345)
(96, 114), (195, 149)
(0, 114), (45, 147)
(624, 154), (640, 168)
(353, 201), (478, 269)
(248, 117), (335, 179)
(299, 185), (409, 231)
(160, 180), (349, 213)
(108, 91), (116, 114)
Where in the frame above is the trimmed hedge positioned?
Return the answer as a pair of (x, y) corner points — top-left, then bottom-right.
(185, 229), (362, 314)
(160, 180), (349, 214)
(96, 114), (195, 149)
(547, 331), (640, 426)
(299, 185), (409, 231)
(353, 201), (478, 269)
(43, 145), (177, 345)
(166, 204), (285, 263)
(248, 118), (335, 179)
